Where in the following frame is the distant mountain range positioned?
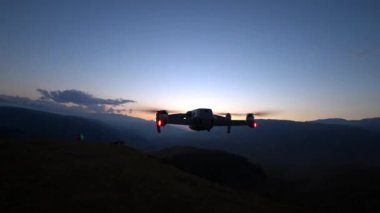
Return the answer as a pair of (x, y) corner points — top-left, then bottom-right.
(1, 106), (380, 179)
(153, 119), (380, 179)
(0, 106), (185, 150)
(2, 106), (380, 212)
(313, 117), (380, 133)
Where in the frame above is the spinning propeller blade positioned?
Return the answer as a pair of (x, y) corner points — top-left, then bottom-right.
(215, 110), (279, 117)
(129, 107), (180, 114)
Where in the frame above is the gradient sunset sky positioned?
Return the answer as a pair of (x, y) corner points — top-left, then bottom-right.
(1, 0), (379, 120)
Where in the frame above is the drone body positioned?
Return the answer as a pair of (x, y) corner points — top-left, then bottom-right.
(155, 108), (257, 134)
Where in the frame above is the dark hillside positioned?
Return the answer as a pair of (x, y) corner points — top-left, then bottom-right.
(0, 107), (122, 142)
(153, 146), (380, 213)
(153, 120), (380, 178)
(0, 107), (150, 149)
(0, 139), (296, 213)
(156, 147), (266, 190)
(314, 118), (380, 134)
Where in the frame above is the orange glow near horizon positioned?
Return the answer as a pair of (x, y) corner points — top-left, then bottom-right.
(125, 111), (378, 122)
(118, 105), (379, 122)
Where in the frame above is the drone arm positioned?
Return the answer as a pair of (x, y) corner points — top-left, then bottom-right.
(230, 120), (249, 126)
(212, 115), (245, 126)
(212, 115), (228, 126)
(166, 113), (191, 125)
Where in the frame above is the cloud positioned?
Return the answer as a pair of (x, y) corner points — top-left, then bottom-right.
(37, 89), (135, 105)
(0, 89), (135, 115)
(0, 94), (89, 115)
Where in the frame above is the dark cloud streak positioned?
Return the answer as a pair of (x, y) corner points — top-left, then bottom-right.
(0, 94), (89, 115)
(0, 89), (135, 115)
(37, 89), (135, 106)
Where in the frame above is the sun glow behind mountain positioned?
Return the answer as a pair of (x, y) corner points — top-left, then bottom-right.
(1, 1), (379, 121)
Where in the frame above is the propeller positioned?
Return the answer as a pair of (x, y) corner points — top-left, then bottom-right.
(128, 107), (180, 114)
(215, 110), (279, 117)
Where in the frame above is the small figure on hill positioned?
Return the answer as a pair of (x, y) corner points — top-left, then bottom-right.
(77, 132), (85, 142)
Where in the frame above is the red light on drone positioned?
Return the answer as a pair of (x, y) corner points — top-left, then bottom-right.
(157, 119), (163, 127)
(253, 122), (258, 128)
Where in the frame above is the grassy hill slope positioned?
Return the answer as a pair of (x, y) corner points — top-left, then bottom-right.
(0, 139), (296, 213)
(0, 106), (123, 143)
(0, 106), (154, 149)
(156, 147), (266, 190)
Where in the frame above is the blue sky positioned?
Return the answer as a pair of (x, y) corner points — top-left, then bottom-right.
(1, 0), (380, 120)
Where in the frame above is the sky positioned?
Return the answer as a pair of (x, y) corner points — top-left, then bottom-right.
(1, 0), (380, 121)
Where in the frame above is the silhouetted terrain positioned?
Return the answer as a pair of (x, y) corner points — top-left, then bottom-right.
(1, 106), (380, 212)
(153, 119), (380, 179)
(2, 106), (380, 176)
(0, 139), (294, 213)
(156, 147), (266, 190)
(0, 107), (161, 150)
(314, 118), (380, 134)
(0, 96), (187, 140)
(153, 147), (380, 213)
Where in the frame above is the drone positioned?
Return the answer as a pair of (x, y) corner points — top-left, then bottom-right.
(135, 108), (273, 133)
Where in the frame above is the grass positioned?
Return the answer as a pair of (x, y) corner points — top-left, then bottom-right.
(0, 139), (297, 213)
